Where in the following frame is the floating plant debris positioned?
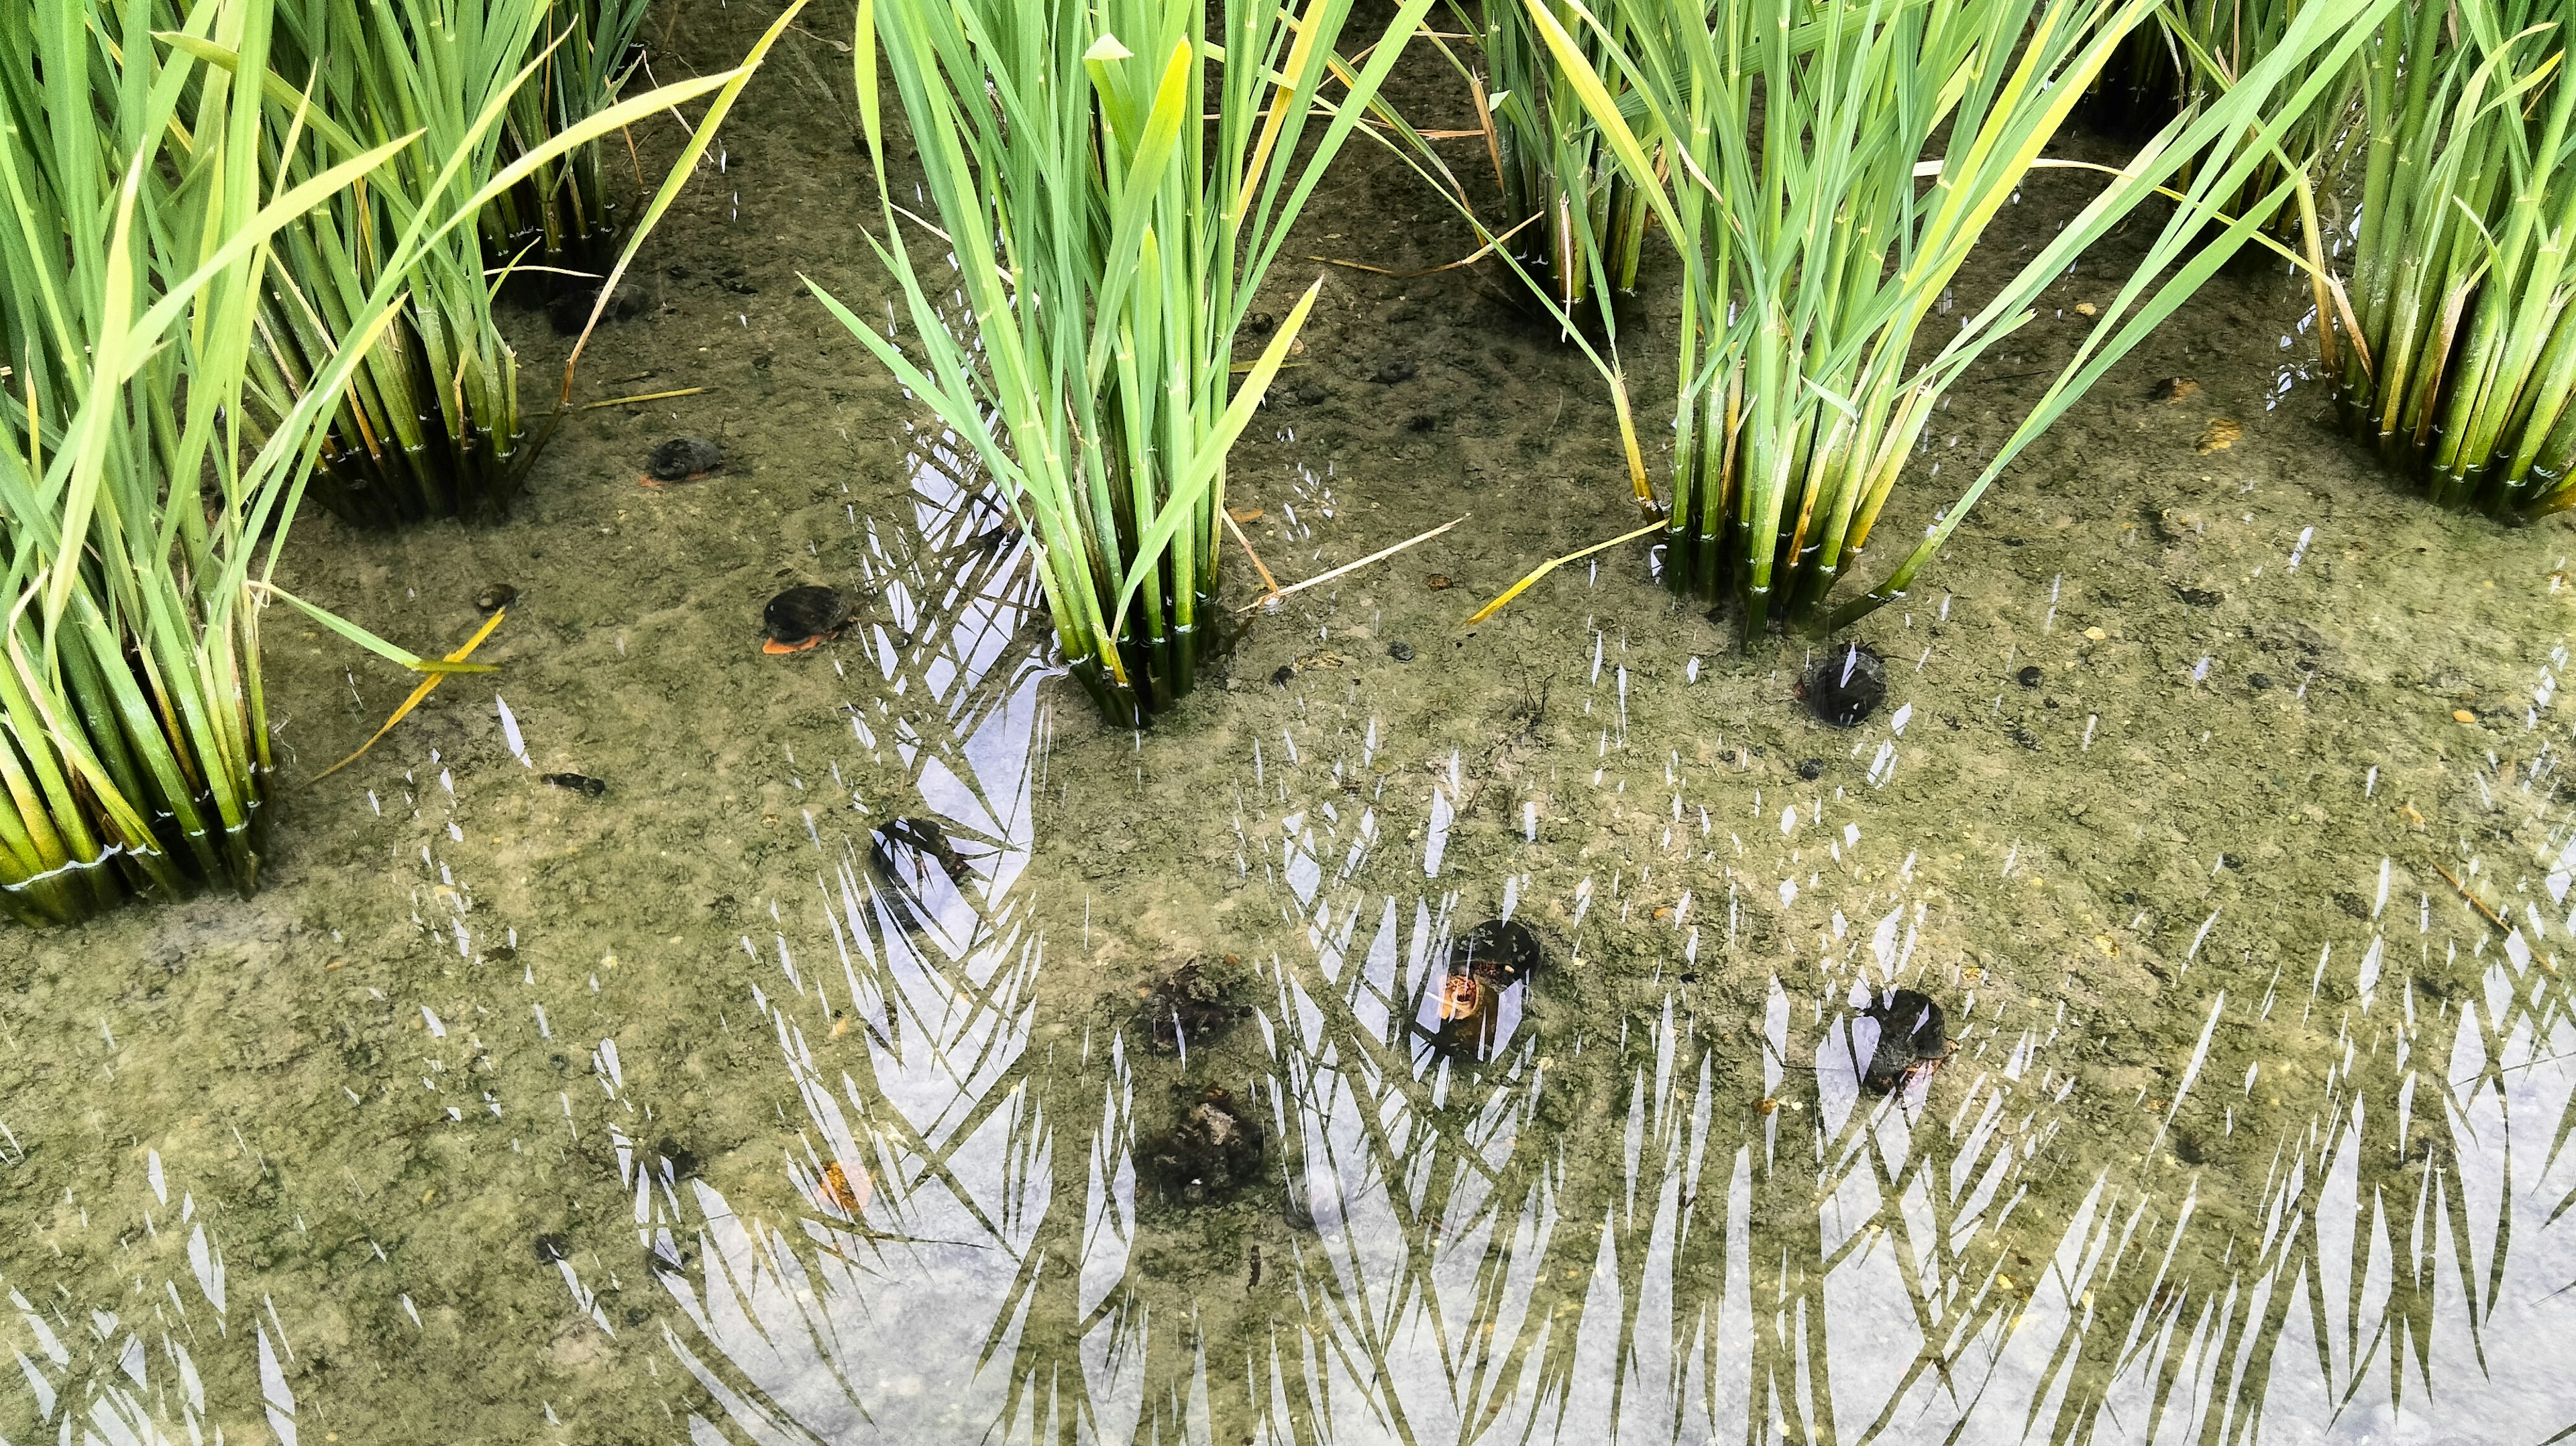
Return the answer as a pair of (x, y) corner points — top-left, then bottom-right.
(539, 772), (608, 797)
(2196, 418), (2243, 453)
(816, 1160), (870, 1213)
(870, 816), (968, 889)
(644, 436), (723, 485)
(761, 586), (849, 654)
(1800, 642), (1888, 728)
(1860, 989), (1951, 1095)
(476, 583), (519, 611)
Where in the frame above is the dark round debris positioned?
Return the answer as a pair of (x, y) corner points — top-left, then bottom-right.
(1373, 359), (1417, 384)
(1803, 643), (1889, 728)
(646, 435), (723, 482)
(1796, 758), (1824, 781)
(762, 586), (848, 651)
(1860, 988), (1949, 1095)
(1271, 663), (1297, 687)
(2173, 586), (2224, 607)
(546, 284), (643, 337)
(1147, 1087), (1265, 1205)
(654, 1139), (700, 1179)
(476, 583), (519, 612)
(1388, 641), (1415, 663)
(1244, 311), (1277, 335)
(540, 772), (608, 797)
(533, 1233), (570, 1265)
(2015, 665), (2043, 687)
(2249, 672), (2273, 689)
(1140, 959), (1242, 1054)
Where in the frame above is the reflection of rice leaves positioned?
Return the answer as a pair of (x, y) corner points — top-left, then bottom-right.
(2034, 923), (2573, 1443)
(637, 435), (1109, 1441)
(1257, 899), (2043, 1443)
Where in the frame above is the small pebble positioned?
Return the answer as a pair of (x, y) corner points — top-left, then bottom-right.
(2248, 673), (2273, 690)
(476, 583), (519, 612)
(2016, 665), (2043, 687)
(1424, 573), (1452, 591)
(1388, 641), (1415, 663)
(2453, 708), (2476, 723)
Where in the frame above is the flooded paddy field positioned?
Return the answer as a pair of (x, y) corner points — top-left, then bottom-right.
(5, 3), (2575, 1443)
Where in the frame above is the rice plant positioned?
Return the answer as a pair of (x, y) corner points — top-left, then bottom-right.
(1529, 0), (2394, 634)
(0, 0), (790, 926)
(814, 0), (1436, 726)
(2337, 0), (2576, 514)
(235, 0), (555, 526)
(484, 0), (653, 295)
(0, 0), (423, 925)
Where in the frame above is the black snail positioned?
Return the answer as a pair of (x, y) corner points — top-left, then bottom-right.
(762, 586), (850, 655)
(1799, 641), (1888, 728)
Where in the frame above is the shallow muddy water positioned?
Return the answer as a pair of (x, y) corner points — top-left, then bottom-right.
(8, 5), (2576, 1444)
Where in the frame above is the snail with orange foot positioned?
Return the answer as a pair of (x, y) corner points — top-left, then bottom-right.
(762, 586), (849, 655)
(1424, 918), (1544, 1062)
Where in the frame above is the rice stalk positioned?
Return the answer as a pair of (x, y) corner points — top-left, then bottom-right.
(1430, 0), (1650, 331)
(1531, 0), (2397, 634)
(484, 0), (654, 295)
(813, 0), (1436, 726)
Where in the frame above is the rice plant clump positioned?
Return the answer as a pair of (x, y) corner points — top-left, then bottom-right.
(1529, 0), (2394, 632)
(2339, 0), (2576, 514)
(0, 0), (417, 923)
(484, 0), (653, 296)
(1446, 0), (1651, 330)
(249, 0), (551, 525)
(815, 0), (1434, 725)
